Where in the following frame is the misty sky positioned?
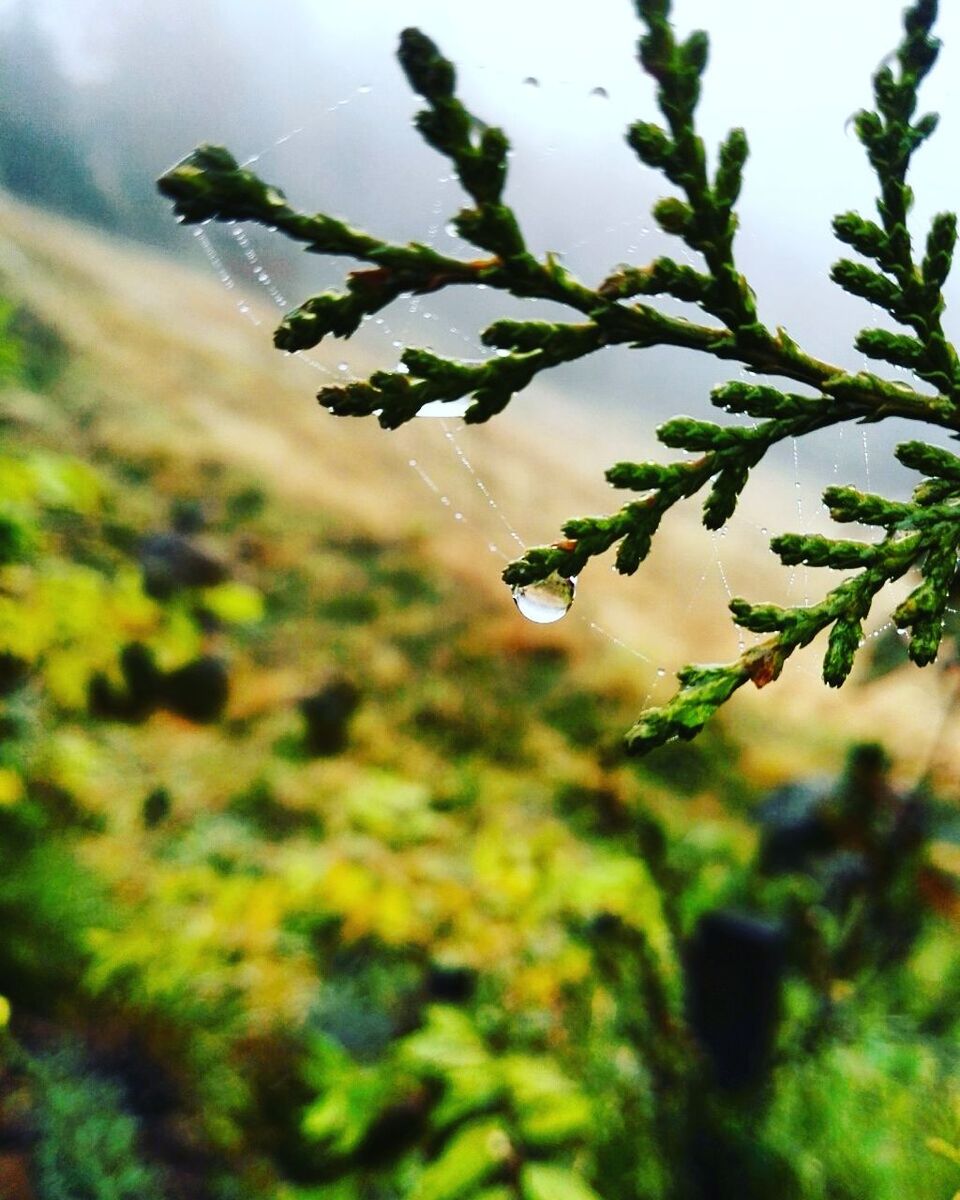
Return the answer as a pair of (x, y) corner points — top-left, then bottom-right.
(16, 1), (958, 321)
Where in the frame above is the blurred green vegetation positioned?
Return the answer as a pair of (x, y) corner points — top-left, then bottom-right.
(2, 277), (960, 1200)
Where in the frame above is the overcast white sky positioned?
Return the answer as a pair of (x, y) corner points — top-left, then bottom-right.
(23, 1), (957, 312)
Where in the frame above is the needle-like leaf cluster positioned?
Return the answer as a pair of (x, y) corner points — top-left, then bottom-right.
(158, 0), (959, 754)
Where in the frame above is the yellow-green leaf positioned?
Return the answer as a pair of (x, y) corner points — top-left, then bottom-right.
(431, 1064), (504, 1131)
(413, 1120), (511, 1200)
(401, 1005), (490, 1074)
(201, 581), (264, 625)
(503, 1055), (592, 1146)
(520, 1163), (602, 1200)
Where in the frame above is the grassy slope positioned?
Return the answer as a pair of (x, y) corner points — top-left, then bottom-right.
(0, 197), (952, 786)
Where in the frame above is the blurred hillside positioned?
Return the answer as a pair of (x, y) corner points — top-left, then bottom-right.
(0, 196), (955, 784)
(2, 182), (960, 1199)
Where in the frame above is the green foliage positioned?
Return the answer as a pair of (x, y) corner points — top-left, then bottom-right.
(8, 175), (960, 1200)
(0, 308), (681, 1195)
(29, 1046), (165, 1200)
(160, 0), (960, 752)
(762, 1022), (960, 1200)
(299, 1006), (600, 1199)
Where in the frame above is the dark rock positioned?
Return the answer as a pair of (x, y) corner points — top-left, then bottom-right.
(0, 652), (29, 697)
(142, 787), (172, 829)
(299, 678), (360, 756)
(88, 642), (161, 722)
(139, 532), (227, 598)
(121, 643), (162, 706)
(161, 657), (229, 724)
(426, 963), (477, 1004)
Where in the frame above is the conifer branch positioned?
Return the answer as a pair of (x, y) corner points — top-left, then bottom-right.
(831, 0), (959, 397)
(629, 433), (960, 751)
(158, 0), (960, 752)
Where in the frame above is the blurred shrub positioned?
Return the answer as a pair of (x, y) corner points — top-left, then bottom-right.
(29, 1045), (165, 1200)
(300, 1005), (602, 1199)
(225, 485), (267, 527)
(0, 799), (104, 1006)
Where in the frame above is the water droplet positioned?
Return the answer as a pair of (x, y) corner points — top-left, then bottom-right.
(454, 512), (464, 521)
(397, 363), (410, 374)
(494, 348), (511, 358)
(392, 340), (403, 348)
(523, 76), (540, 87)
(337, 361), (349, 372)
(656, 667), (666, 677)
(761, 526), (769, 535)
(358, 84), (372, 94)
(512, 572), (576, 625)
(417, 399), (471, 418)
(445, 223), (458, 238)
(589, 86), (609, 99)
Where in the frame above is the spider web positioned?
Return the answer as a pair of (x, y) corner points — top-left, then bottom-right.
(178, 17), (957, 720)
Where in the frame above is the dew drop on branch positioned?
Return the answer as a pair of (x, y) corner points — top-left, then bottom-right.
(512, 572), (576, 624)
(417, 399), (471, 418)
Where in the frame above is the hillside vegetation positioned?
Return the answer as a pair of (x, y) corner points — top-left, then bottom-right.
(1, 198), (960, 1199)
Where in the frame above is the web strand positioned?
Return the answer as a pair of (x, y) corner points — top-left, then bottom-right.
(184, 70), (878, 701)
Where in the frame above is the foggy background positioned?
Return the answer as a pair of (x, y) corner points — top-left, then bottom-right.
(2, 0), (958, 492)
